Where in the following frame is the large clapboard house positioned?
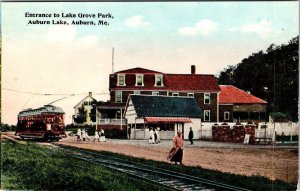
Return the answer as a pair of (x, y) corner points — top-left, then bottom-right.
(97, 65), (221, 130)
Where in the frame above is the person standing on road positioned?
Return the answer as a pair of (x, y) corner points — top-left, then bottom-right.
(188, 127), (194, 145)
(155, 128), (160, 144)
(149, 128), (155, 144)
(77, 128), (82, 141)
(100, 129), (106, 142)
(93, 130), (100, 142)
(167, 131), (184, 165)
(128, 127), (131, 140)
(82, 129), (86, 141)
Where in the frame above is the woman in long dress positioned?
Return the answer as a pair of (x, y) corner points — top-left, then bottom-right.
(167, 131), (184, 165)
(77, 129), (82, 141)
(155, 128), (160, 144)
(93, 130), (100, 142)
(148, 128), (155, 144)
(99, 129), (106, 142)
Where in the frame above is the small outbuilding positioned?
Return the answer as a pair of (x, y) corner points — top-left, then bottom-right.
(124, 95), (202, 140)
(219, 85), (267, 123)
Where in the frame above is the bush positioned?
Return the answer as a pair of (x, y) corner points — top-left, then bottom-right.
(1, 123), (17, 132)
(276, 135), (298, 142)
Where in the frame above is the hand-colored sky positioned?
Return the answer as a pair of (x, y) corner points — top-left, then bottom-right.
(2, 2), (299, 125)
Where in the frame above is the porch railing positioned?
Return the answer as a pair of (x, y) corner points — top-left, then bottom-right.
(98, 118), (126, 125)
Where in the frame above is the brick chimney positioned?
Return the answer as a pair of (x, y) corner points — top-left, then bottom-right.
(191, 65), (196, 74)
(89, 92), (92, 97)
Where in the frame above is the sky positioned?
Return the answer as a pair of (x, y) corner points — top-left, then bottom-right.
(1, 1), (299, 125)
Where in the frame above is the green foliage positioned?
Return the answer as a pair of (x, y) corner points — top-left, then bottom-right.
(1, 141), (165, 191)
(73, 105), (86, 124)
(0, 123), (17, 132)
(2, 141), (296, 191)
(89, 100), (98, 123)
(218, 36), (299, 121)
(276, 135), (298, 142)
(105, 129), (127, 139)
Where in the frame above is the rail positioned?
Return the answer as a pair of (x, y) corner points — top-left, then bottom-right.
(55, 144), (251, 191)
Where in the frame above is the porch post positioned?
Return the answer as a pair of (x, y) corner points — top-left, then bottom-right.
(144, 119), (146, 140)
(120, 108), (123, 130)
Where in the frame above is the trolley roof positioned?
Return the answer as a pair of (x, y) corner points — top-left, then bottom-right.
(18, 105), (65, 117)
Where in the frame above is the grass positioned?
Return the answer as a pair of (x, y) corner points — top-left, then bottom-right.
(1, 140), (165, 191)
(77, 147), (297, 191)
(1, 140), (296, 191)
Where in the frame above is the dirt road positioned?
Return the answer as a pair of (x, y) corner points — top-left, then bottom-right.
(58, 135), (298, 184)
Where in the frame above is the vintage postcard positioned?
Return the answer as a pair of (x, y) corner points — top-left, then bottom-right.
(1, 1), (298, 190)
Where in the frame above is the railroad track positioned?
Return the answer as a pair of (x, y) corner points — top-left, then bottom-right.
(2, 135), (251, 191)
(54, 144), (251, 191)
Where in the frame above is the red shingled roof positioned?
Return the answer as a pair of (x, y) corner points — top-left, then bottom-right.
(219, 85), (267, 104)
(165, 74), (220, 92)
(111, 68), (220, 92)
(145, 117), (192, 123)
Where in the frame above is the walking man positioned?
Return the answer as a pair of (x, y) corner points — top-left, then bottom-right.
(188, 127), (194, 145)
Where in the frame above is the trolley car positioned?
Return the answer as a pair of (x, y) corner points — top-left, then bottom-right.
(16, 105), (66, 141)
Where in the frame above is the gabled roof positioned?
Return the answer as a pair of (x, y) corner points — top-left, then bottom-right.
(115, 67), (162, 74)
(219, 85), (267, 104)
(74, 95), (97, 108)
(127, 95), (202, 118)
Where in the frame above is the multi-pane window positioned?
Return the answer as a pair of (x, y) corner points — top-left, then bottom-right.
(204, 110), (210, 121)
(155, 74), (163, 86)
(136, 74), (144, 86)
(117, 74), (126, 86)
(187, 93), (194, 98)
(172, 93), (179, 96)
(204, 93), (210, 104)
(224, 112), (230, 120)
(84, 101), (91, 105)
(152, 92), (159, 96)
(115, 91), (122, 103)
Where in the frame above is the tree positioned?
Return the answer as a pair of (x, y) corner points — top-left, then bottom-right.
(74, 105), (86, 124)
(89, 100), (98, 123)
(218, 36), (299, 121)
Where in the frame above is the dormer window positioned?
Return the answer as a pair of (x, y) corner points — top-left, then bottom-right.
(135, 74), (144, 86)
(117, 74), (126, 86)
(155, 74), (164, 87)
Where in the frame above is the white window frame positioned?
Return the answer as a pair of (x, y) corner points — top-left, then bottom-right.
(204, 110), (210, 122)
(134, 91), (141, 95)
(187, 93), (194, 98)
(154, 74), (164, 87)
(135, 74), (144, 86)
(152, 91), (159, 96)
(204, 93), (211, 104)
(172, 92), (179, 96)
(117, 74), (126, 86)
(224, 111), (230, 120)
(115, 91), (122, 103)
